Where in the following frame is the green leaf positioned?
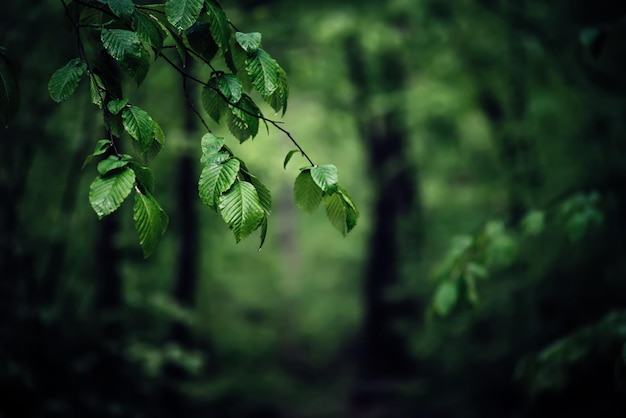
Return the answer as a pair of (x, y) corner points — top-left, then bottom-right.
(89, 167), (136, 218)
(267, 65), (288, 115)
(227, 95), (260, 143)
(235, 32), (262, 53)
(323, 191), (352, 236)
(200, 132), (225, 157)
(48, 58), (87, 103)
(258, 216), (268, 249)
(120, 45), (151, 84)
(82, 139), (112, 169)
(337, 186), (358, 233)
(165, 0), (203, 30)
(122, 105), (154, 150)
(199, 158), (240, 210)
(433, 281), (459, 316)
(0, 51), (20, 126)
(80, 5), (104, 25)
(294, 170), (322, 213)
(311, 164), (338, 192)
(138, 119), (165, 162)
(246, 48), (279, 98)
(246, 171), (271, 249)
(205, 0), (231, 50)
(214, 73), (243, 103)
(134, 11), (165, 53)
(107, 98), (129, 115)
(97, 154), (130, 175)
(106, 0), (135, 19)
(283, 149), (299, 169)
(185, 22), (219, 62)
(101, 29), (142, 61)
(246, 172), (271, 215)
(218, 181), (265, 242)
(201, 84), (227, 122)
(130, 162), (155, 194)
(134, 192), (169, 258)
(230, 42), (252, 91)
(89, 73), (105, 108)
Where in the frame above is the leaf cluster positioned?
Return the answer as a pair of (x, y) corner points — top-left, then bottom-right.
(45, 0), (357, 256)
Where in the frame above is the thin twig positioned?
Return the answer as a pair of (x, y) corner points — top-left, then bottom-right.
(182, 59), (212, 133)
(61, 0), (120, 156)
(159, 52), (315, 166)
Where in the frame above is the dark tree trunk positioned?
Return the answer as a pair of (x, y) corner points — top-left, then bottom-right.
(344, 34), (423, 417)
(169, 58), (200, 347)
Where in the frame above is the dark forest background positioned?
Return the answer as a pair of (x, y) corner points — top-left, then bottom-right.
(2, 0), (626, 417)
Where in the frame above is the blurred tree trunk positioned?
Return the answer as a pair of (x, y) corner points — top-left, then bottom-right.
(169, 59), (200, 347)
(344, 32), (422, 417)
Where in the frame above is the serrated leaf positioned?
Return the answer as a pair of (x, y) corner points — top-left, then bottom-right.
(200, 132), (225, 155)
(136, 119), (165, 162)
(199, 133), (229, 165)
(82, 139), (112, 169)
(130, 162), (155, 193)
(235, 32), (261, 53)
(120, 45), (151, 84)
(122, 105), (154, 150)
(230, 42), (252, 91)
(201, 84), (227, 122)
(89, 73), (105, 108)
(294, 170), (322, 213)
(97, 155), (130, 175)
(134, 11), (165, 53)
(80, 5), (104, 25)
(227, 95), (260, 143)
(107, 98), (129, 114)
(199, 158), (240, 209)
(246, 48), (279, 97)
(433, 281), (459, 316)
(48, 58), (87, 103)
(246, 173), (271, 215)
(311, 164), (338, 192)
(148, 8), (188, 66)
(283, 149), (299, 169)
(338, 186), (358, 233)
(185, 22), (219, 62)
(323, 192), (349, 235)
(267, 65), (288, 115)
(214, 73), (243, 103)
(106, 0), (135, 19)
(89, 168), (135, 218)
(218, 181), (265, 242)
(0, 51), (20, 126)
(134, 192), (169, 258)
(165, 0), (203, 30)
(101, 29), (142, 61)
(205, 0), (231, 50)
